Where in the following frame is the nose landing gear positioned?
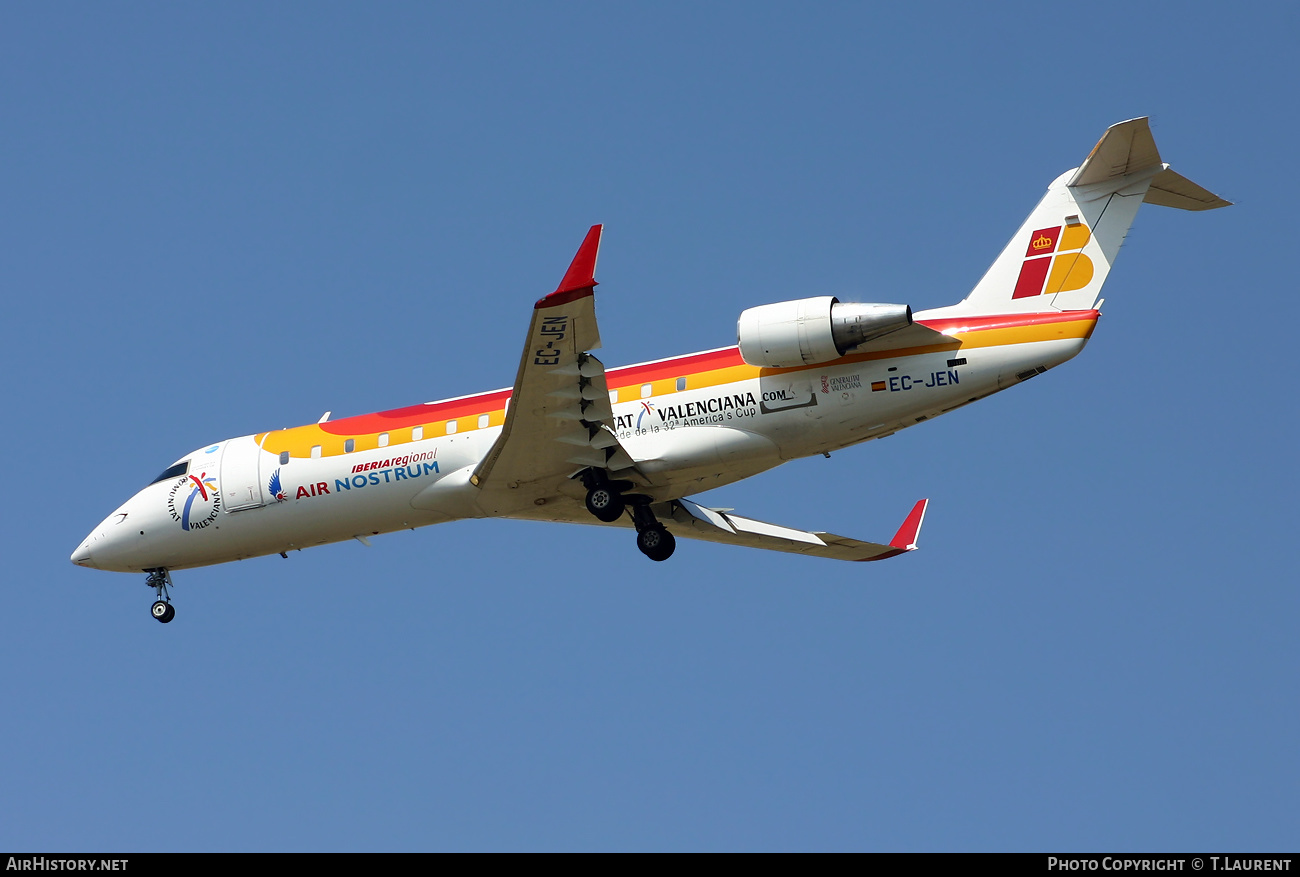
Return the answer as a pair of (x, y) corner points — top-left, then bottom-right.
(145, 569), (175, 623)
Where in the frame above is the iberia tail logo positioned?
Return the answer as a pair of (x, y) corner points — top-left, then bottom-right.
(1012, 220), (1094, 299)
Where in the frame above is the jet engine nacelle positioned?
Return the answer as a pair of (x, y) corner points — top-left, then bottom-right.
(736, 296), (913, 368)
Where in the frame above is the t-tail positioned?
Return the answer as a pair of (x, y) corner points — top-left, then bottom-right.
(924, 117), (1230, 320)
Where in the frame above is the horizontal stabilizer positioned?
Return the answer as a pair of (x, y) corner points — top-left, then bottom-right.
(659, 497), (929, 562)
(924, 116), (1228, 319)
(1143, 168), (1232, 211)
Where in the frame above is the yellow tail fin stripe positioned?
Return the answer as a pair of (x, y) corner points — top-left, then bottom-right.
(1059, 223), (1091, 251)
(1046, 253), (1094, 294)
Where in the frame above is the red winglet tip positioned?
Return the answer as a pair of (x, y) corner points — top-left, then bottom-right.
(554, 224), (602, 295)
(535, 225), (602, 309)
(888, 498), (929, 551)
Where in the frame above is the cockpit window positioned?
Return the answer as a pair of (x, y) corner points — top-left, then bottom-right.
(150, 461), (190, 485)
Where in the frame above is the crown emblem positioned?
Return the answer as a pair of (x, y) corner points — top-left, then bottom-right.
(1031, 233), (1053, 250)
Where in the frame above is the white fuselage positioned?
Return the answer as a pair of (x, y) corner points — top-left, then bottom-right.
(72, 314), (1093, 574)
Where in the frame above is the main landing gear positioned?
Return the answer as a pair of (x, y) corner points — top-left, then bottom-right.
(580, 469), (676, 562)
(584, 482), (625, 522)
(145, 569), (175, 624)
(581, 469), (630, 523)
(634, 519), (676, 562)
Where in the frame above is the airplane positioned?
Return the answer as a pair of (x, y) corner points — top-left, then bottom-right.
(71, 117), (1229, 623)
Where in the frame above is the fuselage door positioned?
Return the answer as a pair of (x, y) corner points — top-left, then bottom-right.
(219, 435), (267, 512)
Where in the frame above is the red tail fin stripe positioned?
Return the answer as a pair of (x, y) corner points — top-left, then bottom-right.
(1026, 226), (1061, 257)
(1012, 256), (1052, 299)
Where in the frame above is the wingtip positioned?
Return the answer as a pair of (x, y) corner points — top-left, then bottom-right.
(559, 224), (602, 293)
(889, 498), (929, 551)
(537, 224), (602, 309)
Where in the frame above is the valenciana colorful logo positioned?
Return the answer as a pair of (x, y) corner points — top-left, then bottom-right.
(1012, 220), (1094, 299)
(167, 472), (221, 531)
(636, 401), (656, 429)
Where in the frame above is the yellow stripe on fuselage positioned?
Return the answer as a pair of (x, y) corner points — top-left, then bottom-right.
(257, 315), (1096, 459)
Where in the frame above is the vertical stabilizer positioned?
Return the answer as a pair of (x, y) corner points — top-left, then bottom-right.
(926, 118), (1228, 319)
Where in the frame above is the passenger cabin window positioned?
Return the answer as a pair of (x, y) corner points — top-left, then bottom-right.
(150, 461), (189, 485)
(378, 433), (390, 447)
(311, 445), (322, 459)
(446, 421), (457, 435)
(641, 383), (653, 398)
(676, 377), (686, 392)
(412, 427), (424, 441)
(609, 390), (618, 404)
(344, 439), (355, 453)
(478, 414), (489, 429)
(279, 451), (290, 465)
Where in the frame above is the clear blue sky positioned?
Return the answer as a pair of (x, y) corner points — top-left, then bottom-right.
(3, 2), (1295, 851)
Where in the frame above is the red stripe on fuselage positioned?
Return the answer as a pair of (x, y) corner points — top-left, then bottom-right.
(319, 389), (513, 436)
(605, 347), (744, 386)
(917, 309), (1099, 334)
(316, 310), (1097, 437)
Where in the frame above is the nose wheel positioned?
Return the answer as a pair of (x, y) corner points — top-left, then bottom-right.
(145, 569), (176, 624)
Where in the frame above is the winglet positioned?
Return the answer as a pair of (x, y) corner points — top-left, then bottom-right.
(855, 498), (929, 562)
(536, 224), (602, 309)
(888, 498), (929, 552)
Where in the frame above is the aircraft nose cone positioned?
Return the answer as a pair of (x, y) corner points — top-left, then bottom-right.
(70, 541), (96, 569)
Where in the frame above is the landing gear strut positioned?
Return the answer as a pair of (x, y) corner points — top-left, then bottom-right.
(578, 469), (675, 561)
(145, 569), (175, 624)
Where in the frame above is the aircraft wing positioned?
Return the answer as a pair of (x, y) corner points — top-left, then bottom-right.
(657, 496), (929, 562)
(513, 494), (930, 562)
(470, 226), (639, 511)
